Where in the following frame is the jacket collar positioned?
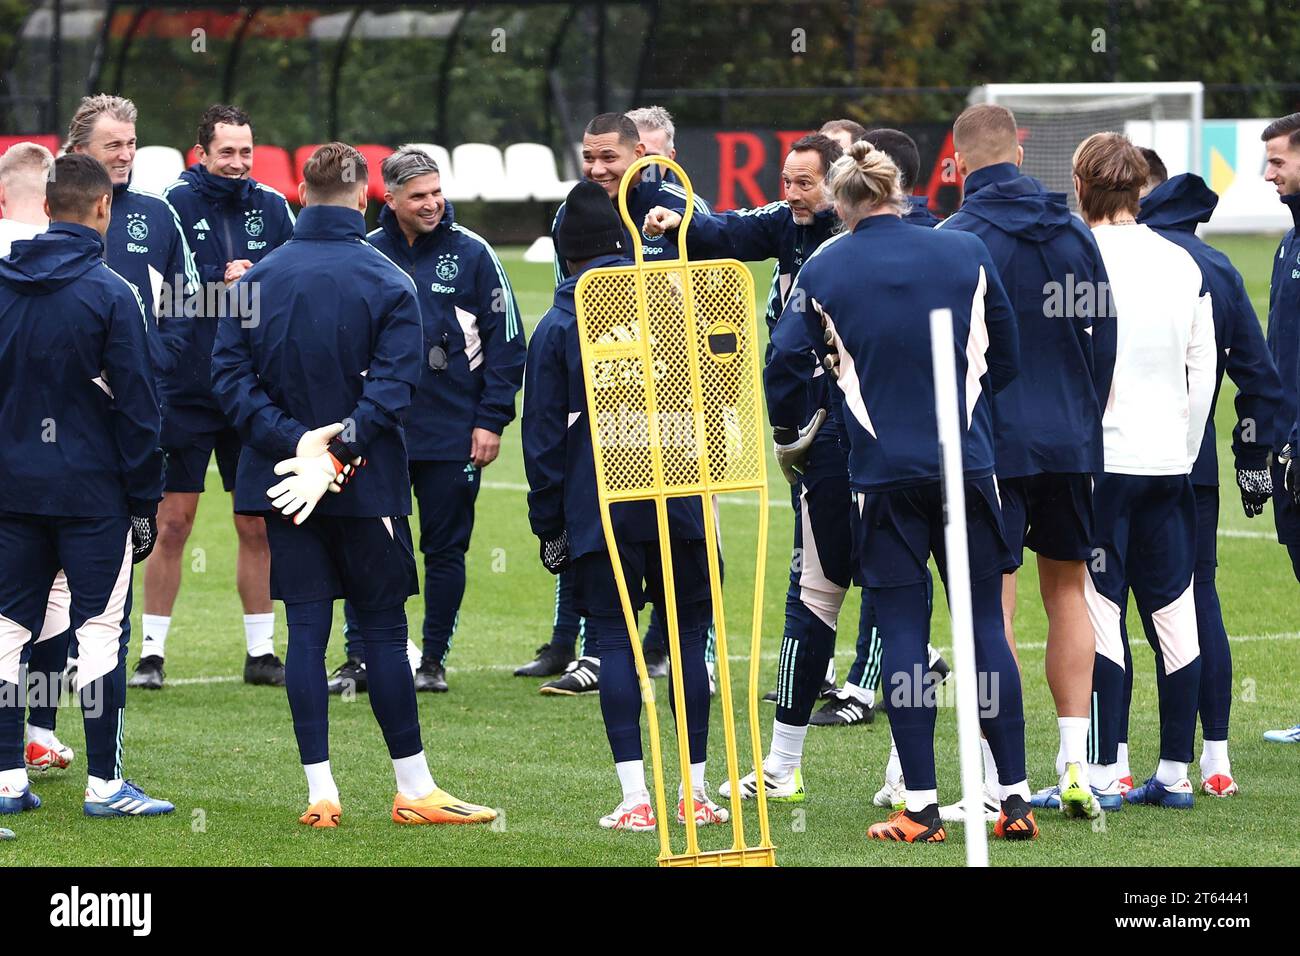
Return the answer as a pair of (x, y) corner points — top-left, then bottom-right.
(293, 204), (367, 241)
(1284, 191), (1300, 231)
(851, 212), (905, 234)
(378, 201), (456, 251)
(185, 162), (254, 204)
(48, 221), (106, 249)
(962, 162), (1021, 199)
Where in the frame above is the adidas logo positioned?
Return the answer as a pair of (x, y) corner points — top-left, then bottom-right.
(194, 218), (211, 231)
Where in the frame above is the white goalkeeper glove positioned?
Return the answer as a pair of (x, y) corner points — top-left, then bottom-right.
(772, 407), (827, 486)
(267, 456), (342, 525)
(294, 422), (364, 491)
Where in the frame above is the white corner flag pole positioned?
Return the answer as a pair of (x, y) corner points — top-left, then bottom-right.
(928, 307), (990, 868)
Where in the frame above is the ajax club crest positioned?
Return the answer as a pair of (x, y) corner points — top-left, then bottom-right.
(126, 212), (149, 242)
(436, 253), (460, 282)
(245, 211), (264, 237)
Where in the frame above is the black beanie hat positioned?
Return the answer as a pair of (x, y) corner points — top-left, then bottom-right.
(556, 180), (625, 261)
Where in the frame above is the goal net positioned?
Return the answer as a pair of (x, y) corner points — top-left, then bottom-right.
(968, 83), (1204, 208)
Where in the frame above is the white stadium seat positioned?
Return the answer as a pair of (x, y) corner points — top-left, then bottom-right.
(504, 142), (577, 201)
(132, 146), (184, 194)
(454, 142), (530, 202)
(403, 142), (470, 201)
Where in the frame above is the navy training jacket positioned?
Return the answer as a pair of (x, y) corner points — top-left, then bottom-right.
(161, 164), (295, 429)
(0, 222), (163, 517)
(766, 213), (1019, 491)
(210, 205), (423, 517)
(940, 162), (1115, 480)
(105, 178), (201, 382)
(1139, 173), (1282, 484)
(1265, 192), (1300, 451)
(367, 203), (525, 461)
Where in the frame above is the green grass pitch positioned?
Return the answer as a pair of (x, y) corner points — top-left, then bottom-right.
(5, 234), (1298, 867)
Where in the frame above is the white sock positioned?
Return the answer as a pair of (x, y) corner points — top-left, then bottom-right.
(1058, 716), (1090, 772)
(615, 759), (648, 803)
(1002, 778), (1030, 800)
(27, 724), (56, 748)
(303, 761), (339, 804)
(767, 719), (808, 775)
(1200, 739), (1230, 777)
(885, 734), (903, 786)
(244, 612), (275, 658)
(824, 656), (836, 686)
(392, 752), (436, 800)
(1116, 742), (1131, 779)
(905, 787), (938, 813)
(0, 767), (29, 790)
(141, 614), (170, 659)
(87, 775), (123, 798)
(839, 681), (875, 707)
(1155, 759), (1188, 787)
(689, 761), (706, 793)
(1089, 762), (1117, 789)
(980, 736), (1001, 798)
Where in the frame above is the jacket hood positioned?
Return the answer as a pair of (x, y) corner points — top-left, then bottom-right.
(182, 162), (256, 205)
(377, 200), (457, 250)
(0, 222), (105, 293)
(1137, 173), (1218, 232)
(960, 163), (1073, 240)
(1284, 191), (1300, 231)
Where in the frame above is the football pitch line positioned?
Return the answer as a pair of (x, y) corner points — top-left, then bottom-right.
(166, 631), (1300, 685)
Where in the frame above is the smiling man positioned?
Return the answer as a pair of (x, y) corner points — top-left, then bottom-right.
(1262, 113), (1300, 584)
(128, 105), (297, 691)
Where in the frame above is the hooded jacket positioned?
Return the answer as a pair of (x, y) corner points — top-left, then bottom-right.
(160, 164), (295, 428)
(522, 254), (705, 561)
(1139, 173), (1282, 484)
(105, 179), (201, 382)
(1265, 192), (1300, 451)
(0, 222), (163, 516)
(766, 214), (1019, 491)
(940, 162), (1115, 479)
(367, 202), (525, 461)
(550, 174), (711, 284)
(210, 205), (423, 517)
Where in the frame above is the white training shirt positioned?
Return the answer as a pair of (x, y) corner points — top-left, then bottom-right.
(1091, 222), (1216, 476)
(0, 217), (44, 257)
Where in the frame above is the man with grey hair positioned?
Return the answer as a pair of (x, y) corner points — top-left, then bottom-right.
(325, 145), (524, 695)
(627, 105), (676, 160)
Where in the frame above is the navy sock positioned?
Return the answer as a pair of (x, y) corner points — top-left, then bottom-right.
(1118, 600), (1133, 748)
(356, 604), (423, 760)
(591, 612), (644, 762)
(285, 600), (333, 766)
(970, 573), (1026, 788)
(663, 600), (711, 764)
(774, 600), (836, 726)
(26, 628), (70, 733)
(420, 549), (465, 666)
(874, 581), (937, 792)
(845, 592), (881, 689)
(1194, 576), (1231, 741)
(550, 570), (583, 653)
(1289, 543), (1300, 585)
